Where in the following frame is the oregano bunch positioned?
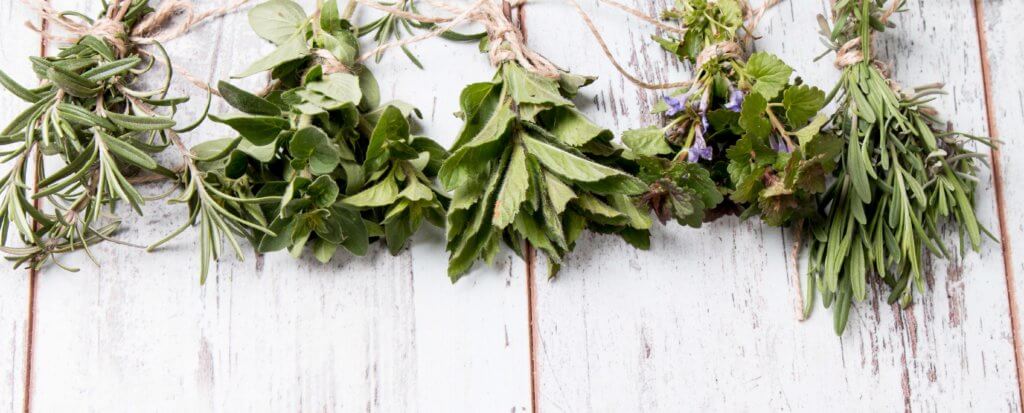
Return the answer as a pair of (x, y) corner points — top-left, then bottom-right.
(805, 0), (992, 333)
(441, 60), (652, 280)
(623, 0), (841, 228)
(157, 0), (449, 279)
(0, 0), (204, 271)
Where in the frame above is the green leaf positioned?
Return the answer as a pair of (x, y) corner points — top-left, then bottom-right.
(622, 127), (672, 157)
(0, 69), (41, 102)
(210, 113), (289, 146)
(306, 73), (362, 107)
(365, 106), (409, 170)
(344, 176), (400, 207)
(218, 81), (281, 116)
(258, 216), (296, 252)
(745, 52), (793, 100)
(99, 133), (159, 170)
(503, 62), (572, 106)
(191, 137), (241, 162)
(56, 103), (117, 130)
(82, 57), (141, 81)
(234, 30), (310, 78)
(738, 92), (771, 140)
(289, 126), (340, 175)
(782, 84), (826, 128)
(313, 239), (338, 263)
(493, 143), (530, 229)
(248, 0), (308, 44)
(439, 103), (515, 189)
(544, 173), (576, 214)
(106, 112), (176, 131)
(319, 0), (341, 32)
(794, 114), (829, 146)
(307, 175), (340, 207)
(546, 107), (611, 147)
(237, 139), (278, 162)
(358, 69), (381, 109)
(398, 178), (435, 202)
(46, 66), (100, 97)
(523, 134), (628, 184)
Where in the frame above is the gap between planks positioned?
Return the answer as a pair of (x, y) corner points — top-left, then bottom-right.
(517, 3), (541, 413)
(971, 0), (1024, 407)
(12, 2), (1022, 412)
(22, 3), (49, 411)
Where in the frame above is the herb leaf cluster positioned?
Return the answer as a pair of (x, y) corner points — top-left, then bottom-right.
(442, 62), (652, 281)
(0, 0), (198, 271)
(806, 0), (991, 333)
(624, 0), (840, 228)
(171, 0), (448, 278)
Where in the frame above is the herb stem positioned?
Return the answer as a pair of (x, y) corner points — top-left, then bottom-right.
(342, 0), (358, 20)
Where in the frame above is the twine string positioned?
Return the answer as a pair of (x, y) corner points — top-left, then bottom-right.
(20, 0), (252, 55)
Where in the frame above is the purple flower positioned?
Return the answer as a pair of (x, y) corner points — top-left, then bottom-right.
(663, 95), (686, 116)
(687, 128), (713, 162)
(725, 89), (745, 112)
(769, 134), (792, 153)
(663, 90), (694, 116)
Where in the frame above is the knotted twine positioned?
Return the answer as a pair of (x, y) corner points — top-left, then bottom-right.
(831, 0), (900, 69)
(566, 0), (782, 90)
(356, 0), (560, 78)
(19, 0), (253, 95)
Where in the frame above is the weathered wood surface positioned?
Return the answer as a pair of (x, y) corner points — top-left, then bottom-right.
(526, 0), (1020, 411)
(0, 0), (1021, 411)
(0, 2), (38, 412)
(982, 0), (1024, 402)
(21, 1), (531, 411)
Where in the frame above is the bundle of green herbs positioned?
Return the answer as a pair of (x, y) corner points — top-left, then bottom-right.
(806, 0), (992, 333)
(150, 0), (450, 281)
(439, 1), (651, 280)
(0, 0), (207, 271)
(622, 0), (841, 228)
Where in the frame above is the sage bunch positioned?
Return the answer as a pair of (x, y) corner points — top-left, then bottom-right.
(154, 0), (449, 280)
(0, 0), (202, 271)
(806, 0), (992, 333)
(623, 0), (841, 227)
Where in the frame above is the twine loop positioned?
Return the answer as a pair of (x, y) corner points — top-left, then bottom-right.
(314, 49), (354, 75)
(833, 38), (864, 68)
(695, 41), (743, 68)
(20, 0), (249, 56)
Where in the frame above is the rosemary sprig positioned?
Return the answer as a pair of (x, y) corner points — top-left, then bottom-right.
(0, 0), (200, 272)
(806, 0), (994, 334)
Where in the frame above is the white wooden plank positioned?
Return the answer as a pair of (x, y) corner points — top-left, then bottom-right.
(981, 0), (1024, 399)
(524, 0), (1020, 410)
(27, 1), (531, 411)
(0, 2), (38, 411)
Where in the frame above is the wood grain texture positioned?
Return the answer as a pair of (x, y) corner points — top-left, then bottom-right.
(22, 1), (531, 411)
(980, 0), (1024, 400)
(0, 2), (38, 412)
(524, 0), (1021, 410)
(2, 0), (1022, 411)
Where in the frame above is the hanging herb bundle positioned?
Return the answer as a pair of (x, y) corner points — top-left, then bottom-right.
(621, 0), (841, 228)
(439, 2), (651, 280)
(806, 0), (992, 333)
(150, 0), (449, 280)
(0, 0), (208, 271)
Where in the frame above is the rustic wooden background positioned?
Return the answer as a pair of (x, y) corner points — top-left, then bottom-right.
(1, 0), (1022, 411)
